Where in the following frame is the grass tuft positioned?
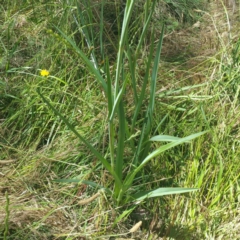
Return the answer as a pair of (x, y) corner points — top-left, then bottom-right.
(1, 0), (240, 239)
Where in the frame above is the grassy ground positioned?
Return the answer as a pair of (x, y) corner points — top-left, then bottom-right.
(0, 0), (240, 239)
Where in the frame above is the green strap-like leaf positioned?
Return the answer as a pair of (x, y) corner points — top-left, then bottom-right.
(124, 131), (209, 190)
(37, 89), (122, 189)
(54, 26), (107, 94)
(131, 187), (198, 201)
(149, 135), (190, 143)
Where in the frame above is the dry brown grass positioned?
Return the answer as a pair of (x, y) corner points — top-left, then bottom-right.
(163, 0), (239, 59)
(158, 0), (240, 95)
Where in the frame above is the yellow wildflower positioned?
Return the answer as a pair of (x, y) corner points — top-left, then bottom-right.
(40, 69), (50, 77)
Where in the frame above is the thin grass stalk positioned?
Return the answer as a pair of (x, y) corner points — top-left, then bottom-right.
(110, 62), (127, 197)
(148, 24), (165, 119)
(143, 0), (151, 24)
(110, 0), (136, 199)
(115, 0), (123, 40)
(135, 0), (156, 58)
(115, 100), (125, 182)
(114, 61), (126, 183)
(54, 26), (107, 93)
(124, 117), (134, 151)
(100, 0), (105, 59)
(114, 0), (135, 100)
(109, 78), (128, 122)
(131, 29), (154, 135)
(217, 157), (223, 192)
(132, 114), (148, 167)
(126, 47), (138, 104)
(74, 0), (98, 70)
(106, 58), (115, 169)
(83, 0), (94, 44)
(131, 27), (161, 166)
(138, 24), (165, 162)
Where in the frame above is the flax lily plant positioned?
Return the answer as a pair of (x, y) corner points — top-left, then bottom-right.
(37, 0), (207, 206)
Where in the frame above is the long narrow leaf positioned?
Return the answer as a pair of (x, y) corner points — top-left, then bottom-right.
(115, 100), (125, 181)
(131, 187), (198, 201)
(100, 0), (104, 59)
(106, 58), (113, 116)
(109, 77), (128, 122)
(54, 26), (107, 93)
(132, 112), (150, 166)
(145, 24), (165, 135)
(126, 47), (138, 104)
(142, 131), (208, 167)
(131, 31), (155, 167)
(124, 131), (208, 190)
(37, 89), (122, 188)
(135, 24), (165, 163)
(131, 31), (154, 133)
(135, 0), (156, 57)
(148, 23), (165, 115)
(74, 0), (98, 69)
(106, 57), (115, 169)
(113, 207), (136, 227)
(149, 135), (190, 143)
(114, 0), (135, 98)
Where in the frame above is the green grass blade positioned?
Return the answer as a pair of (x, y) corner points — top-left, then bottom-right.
(75, 1), (91, 44)
(132, 113), (149, 166)
(132, 25), (165, 164)
(131, 187), (198, 201)
(115, 100), (125, 181)
(82, 0), (94, 44)
(37, 88), (122, 188)
(106, 56), (115, 169)
(149, 135), (191, 143)
(106, 58), (113, 116)
(109, 77), (128, 122)
(54, 26), (107, 93)
(216, 157), (223, 192)
(74, 0), (98, 69)
(148, 24), (165, 114)
(131, 30), (154, 133)
(112, 207), (136, 227)
(141, 131), (208, 169)
(135, 0), (156, 57)
(126, 47), (138, 104)
(100, 0), (105, 59)
(157, 83), (207, 98)
(143, 23), (164, 160)
(124, 131), (208, 189)
(114, 0), (135, 98)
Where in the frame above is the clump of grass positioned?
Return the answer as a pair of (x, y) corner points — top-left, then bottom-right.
(1, 0), (240, 239)
(36, 0), (206, 209)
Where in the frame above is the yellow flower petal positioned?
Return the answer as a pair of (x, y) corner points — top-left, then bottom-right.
(40, 69), (50, 77)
